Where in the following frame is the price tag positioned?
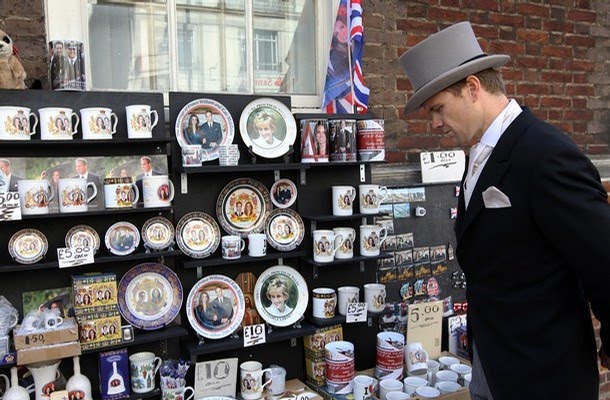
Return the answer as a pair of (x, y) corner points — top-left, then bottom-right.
(0, 192), (21, 221)
(243, 323), (266, 347)
(406, 300), (443, 359)
(346, 302), (367, 323)
(57, 246), (94, 268)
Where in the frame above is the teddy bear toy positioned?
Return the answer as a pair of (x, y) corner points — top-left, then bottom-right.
(0, 30), (26, 89)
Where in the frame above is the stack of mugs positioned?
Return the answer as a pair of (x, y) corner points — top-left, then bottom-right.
(218, 144), (240, 166)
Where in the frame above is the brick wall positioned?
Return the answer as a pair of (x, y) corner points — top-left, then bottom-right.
(364, 0), (610, 162)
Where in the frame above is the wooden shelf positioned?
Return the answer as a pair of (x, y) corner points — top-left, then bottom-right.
(301, 212), (389, 222)
(0, 206), (173, 223)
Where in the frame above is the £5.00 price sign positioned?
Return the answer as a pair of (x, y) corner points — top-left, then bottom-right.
(406, 300), (443, 359)
(0, 192), (21, 221)
(57, 246), (95, 268)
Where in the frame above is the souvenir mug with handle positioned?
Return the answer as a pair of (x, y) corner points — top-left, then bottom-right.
(332, 186), (356, 216)
(104, 177), (139, 209)
(364, 283), (386, 313)
(162, 386), (194, 400)
(0, 106), (38, 140)
(240, 361), (272, 400)
(313, 230), (345, 263)
(142, 175), (174, 208)
(312, 288), (337, 319)
(337, 286), (359, 316)
(80, 107), (118, 140)
(353, 375), (378, 400)
(39, 107), (79, 140)
(129, 352), (162, 393)
(125, 105), (159, 139)
(333, 227), (355, 259)
(248, 233), (267, 257)
(359, 184), (388, 214)
(360, 225), (388, 256)
(264, 365), (286, 399)
(58, 178), (98, 213)
(405, 342), (429, 373)
(222, 235), (246, 259)
(17, 179), (55, 215)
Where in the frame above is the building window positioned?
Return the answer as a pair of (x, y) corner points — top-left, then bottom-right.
(254, 30), (279, 72)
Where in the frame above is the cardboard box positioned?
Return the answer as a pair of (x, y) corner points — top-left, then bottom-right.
(285, 379), (323, 400)
(72, 273), (118, 316)
(13, 318), (79, 350)
(305, 356), (326, 387)
(304, 325), (343, 359)
(17, 341), (81, 365)
(77, 310), (122, 351)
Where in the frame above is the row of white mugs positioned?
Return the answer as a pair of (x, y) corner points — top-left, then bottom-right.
(332, 184), (388, 216)
(16, 175), (174, 215)
(313, 224), (387, 263)
(312, 284), (386, 317)
(0, 105), (158, 141)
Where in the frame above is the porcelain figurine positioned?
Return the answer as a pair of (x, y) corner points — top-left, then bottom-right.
(66, 356), (92, 400)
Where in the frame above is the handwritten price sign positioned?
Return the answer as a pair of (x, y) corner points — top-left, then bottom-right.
(57, 246), (94, 268)
(346, 302), (367, 323)
(0, 192), (21, 221)
(407, 301), (443, 359)
(243, 323), (266, 347)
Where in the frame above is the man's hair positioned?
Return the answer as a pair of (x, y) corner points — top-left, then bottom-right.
(446, 68), (506, 96)
(141, 156), (152, 164)
(75, 158), (88, 165)
(0, 159), (10, 166)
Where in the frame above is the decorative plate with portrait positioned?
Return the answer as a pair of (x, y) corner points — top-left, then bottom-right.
(270, 178), (297, 209)
(9, 228), (48, 264)
(175, 98), (235, 162)
(239, 98), (297, 159)
(118, 262), (183, 330)
(141, 216), (175, 251)
(265, 208), (304, 252)
(105, 221), (140, 256)
(254, 265), (308, 327)
(216, 178), (271, 237)
(186, 274), (245, 339)
(176, 211), (221, 258)
(65, 224), (101, 254)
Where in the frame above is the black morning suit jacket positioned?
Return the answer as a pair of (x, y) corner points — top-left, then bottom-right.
(455, 108), (610, 399)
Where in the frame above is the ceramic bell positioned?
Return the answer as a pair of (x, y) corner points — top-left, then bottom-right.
(107, 361), (126, 395)
(26, 359), (60, 400)
(2, 367), (29, 400)
(66, 356), (92, 400)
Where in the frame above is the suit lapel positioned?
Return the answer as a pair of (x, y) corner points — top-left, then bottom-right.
(456, 108), (537, 242)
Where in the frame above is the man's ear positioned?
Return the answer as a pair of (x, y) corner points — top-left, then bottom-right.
(465, 75), (481, 102)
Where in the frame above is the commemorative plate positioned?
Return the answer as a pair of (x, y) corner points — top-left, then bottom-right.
(270, 178), (297, 209)
(9, 228), (48, 264)
(65, 224), (101, 254)
(239, 98), (296, 159)
(186, 274), (245, 339)
(105, 221), (140, 256)
(176, 211), (221, 258)
(175, 98), (235, 162)
(141, 216), (175, 251)
(216, 178), (271, 237)
(265, 208), (304, 252)
(254, 265), (308, 327)
(118, 262), (183, 330)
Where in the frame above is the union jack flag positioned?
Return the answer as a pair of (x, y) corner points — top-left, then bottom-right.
(322, 0), (370, 114)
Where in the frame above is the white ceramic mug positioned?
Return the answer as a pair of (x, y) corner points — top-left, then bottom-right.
(403, 376), (427, 395)
(162, 386), (194, 400)
(39, 107), (79, 140)
(126, 104), (158, 139)
(240, 361), (272, 400)
(449, 363), (472, 384)
(80, 107), (118, 140)
(222, 235), (246, 259)
(17, 179), (55, 215)
(359, 184), (388, 214)
(463, 373), (471, 388)
(364, 283), (386, 313)
(248, 233), (267, 257)
(312, 288), (337, 319)
(129, 352), (162, 393)
(434, 381), (461, 395)
(313, 230), (345, 263)
(58, 178), (98, 213)
(415, 386), (440, 399)
(378, 378), (402, 400)
(142, 175), (174, 208)
(331, 185), (356, 216)
(360, 225), (387, 256)
(333, 227), (355, 259)
(0, 106), (38, 140)
(353, 375), (378, 400)
(337, 286), (359, 316)
(103, 177), (139, 209)
(405, 342), (428, 373)
(44, 312), (63, 330)
(438, 356), (460, 370)
(426, 360), (441, 386)
(435, 370), (458, 384)
(386, 392), (410, 400)
(264, 365), (286, 399)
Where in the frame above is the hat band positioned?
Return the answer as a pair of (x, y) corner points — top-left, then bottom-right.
(459, 53), (488, 66)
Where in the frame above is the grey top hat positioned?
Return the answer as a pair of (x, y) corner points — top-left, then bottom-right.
(399, 21), (510, 114)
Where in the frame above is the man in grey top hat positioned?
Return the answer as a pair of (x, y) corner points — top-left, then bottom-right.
(399, 22), (610, 399)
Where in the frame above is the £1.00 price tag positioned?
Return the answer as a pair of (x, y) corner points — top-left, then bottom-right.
(57, 246), (95, 268)
(0, 192), (21, 221)
(243, 323), (266, 347)
(346, 302), (367, 323)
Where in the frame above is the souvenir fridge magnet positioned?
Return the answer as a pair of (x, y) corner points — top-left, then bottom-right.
(9, 228), (48, 264)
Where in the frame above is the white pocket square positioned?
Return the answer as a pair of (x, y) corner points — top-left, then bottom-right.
(482, 186), (511, 208)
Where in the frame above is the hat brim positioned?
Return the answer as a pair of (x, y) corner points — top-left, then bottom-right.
(403, 54), (511, 115)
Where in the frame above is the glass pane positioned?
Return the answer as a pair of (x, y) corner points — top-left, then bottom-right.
(176, 1), (247, 92)
(253, 0), (316, 94)
(87, 1), (169, 91)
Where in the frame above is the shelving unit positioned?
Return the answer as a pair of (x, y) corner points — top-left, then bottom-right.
(82, 325), (188, 355)
(180, 249), (307, 270)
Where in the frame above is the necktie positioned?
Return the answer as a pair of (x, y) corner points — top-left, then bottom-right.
(464, 144), (493, 190)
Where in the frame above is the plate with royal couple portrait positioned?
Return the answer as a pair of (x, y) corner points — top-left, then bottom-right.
(254, 265), (308, 327)
(270, 178), (297, 209)
(176, 211), (221, 258)
(9, 228), (48, 264)
(65, 224), (101, 255)
(118, 262), (183, 331)
(265, 208), (304, 252)
(216, 178), (271, 237)
(105, 221), (140, 256)
(175, 98), (235, 162)
(186, 274), (245, 339)
(141, 216), (175, 251)
(239, 98), (297, 159)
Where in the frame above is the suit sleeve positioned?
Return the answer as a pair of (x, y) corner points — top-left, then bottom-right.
(531, 143), (610, 350)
